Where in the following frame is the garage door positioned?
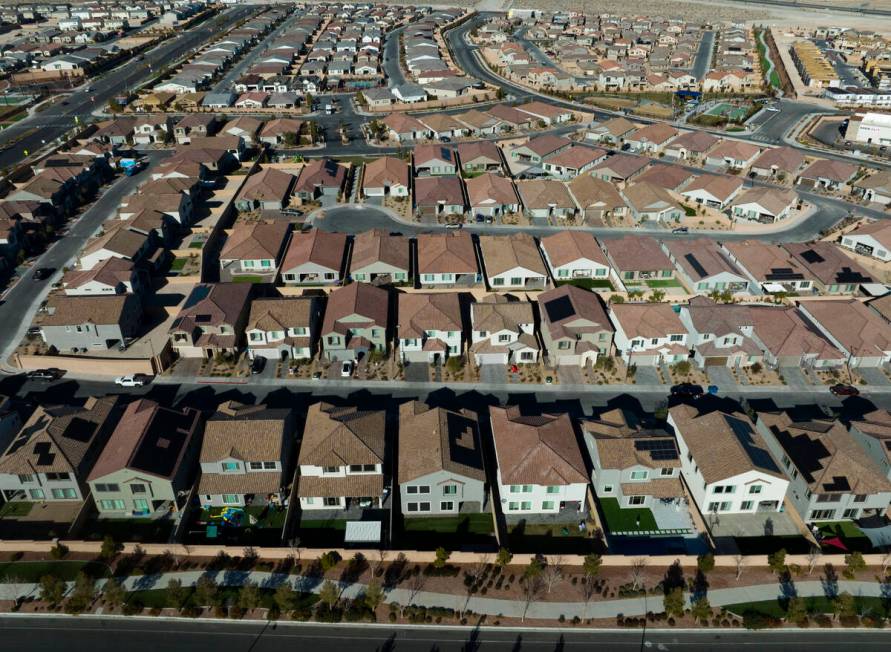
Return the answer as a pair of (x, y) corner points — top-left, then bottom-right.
(476, 353), (507, 366)
(704, 357), (728, 366)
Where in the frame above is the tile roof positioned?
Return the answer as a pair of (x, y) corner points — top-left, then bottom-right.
(465, 172), (518, 207)
(350, 229), (409, 273)
(478, 233), (547, 277)
(41, 294), (138, 327)
(281, 228), (346, 273)
(540, 231), (609, 269)
(417, 232), (478, 275)
(240, 167), (296, 202)
(200, 403), (291, 463)
(538, 284), (613, 340)
(321, 282), (389, 334)
(515, 178), (575, 210)
(298, 403), (385, 467)
(362, 156), (409, 190)
(247, 297), (314, 332)
(398, 401), (486, 483)
(801, 298), (891, 356)
(220, 221), (290, 261)
(398, 292), (462, 339)
(603, 235), (673, 272)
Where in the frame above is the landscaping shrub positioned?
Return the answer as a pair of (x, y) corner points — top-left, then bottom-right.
(742, 611), (780, 630)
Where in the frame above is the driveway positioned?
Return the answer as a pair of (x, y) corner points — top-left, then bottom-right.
(479, 364), (506, 385)
(706, 366), (737, 391)
(858, 367), (891, 387)
(634, 365), (663, 386)
(557, 365), (583, 385)
(779, 365), (812, 389)
(403, 361), (428, 383)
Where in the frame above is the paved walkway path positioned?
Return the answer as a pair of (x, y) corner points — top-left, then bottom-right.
(2, 570), (886, 620)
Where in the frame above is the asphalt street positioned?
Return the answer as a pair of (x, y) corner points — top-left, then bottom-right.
(0, 150), (171, 363)
(691, 30), (715, 81)
(0, 6), (253, 170)
(382, 24), (408, 88)
(4, 616), (891, 652)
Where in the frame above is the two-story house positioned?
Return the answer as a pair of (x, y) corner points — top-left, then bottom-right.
(246, 297), (320, 361)
(280, 228), (347, 286)
(609, 302), (688, 366)
(416, 232), (481, 288)
(397, 292), (463, 364)
(321, 282), (390, 361)
(39, 294), (142, 353)
(679, 296), (763, 369)
(198, 402), (295, 508)
(470, 296), (540, 366)
(87, 399), (203, 517)
(168, 283), (252, 359)
(218, 222), (291, 283)
(398, 402), (487, 517)
(537, 284), (614, 368)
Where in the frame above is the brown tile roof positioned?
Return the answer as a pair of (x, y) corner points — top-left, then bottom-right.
(706, 139), (760, 161)
(538, 284), (612, 339)
(490, 406), (587, 485)
(414, 143), (456, 167)
(479, 233), (547, 277)
(414, 175), (465, 207)
(799, 158), (858, 182)
(731, 186), (798, 214)
(456, 140), (501, 166)
(603, 235), (672, 272)
(294, 158), (346, 193)
(247, 297), (314, 332)
(83, 225), (147, 259)
(321, 282), (389, 334)
(583, 409), (677, 470)
(596, 117), (636, 137)
(515, 178), (575, 210)
(297, 472), (383, 498)
(609, 302), (684, 339)
(665, 238), (743, 280)
(350, 229), (409, 273)
(758, 411), (891, 495)
(398, 292), (462, 339)
(199, 471), (282, 496)
(567, 175), (625, 211)
(800, 298), (891, 356)
(220, 221), (290, 261)
(682, 174), (744, 202)
(172, 282), (251, 330)
(298, 403), (385, 467)
(240, 167), (295, 202)
(362, 156), (409, 190)
(417, 232), (478, 275)
(592, 153), (649, 178)
(752, 146), (806, 173)
(669, 405), (785, 483)
(465, 172), (517, 207)
(544, 145), (606, 169)
(747, 304), (842, 360)
(62, 257), (134, 291)
(627, 122), (678, 145)
(200, 403), (291, 463)
(398, 402), (486, 483)
(514, 134), (572, 157)
(667, 130), (719, 154)
(783, 241), (872, 286)
(41, 294), (138, 327)
(0, 396), (120, 476)
(636, 164), (694, 191)
(621, 478), (683, 498)
(540, 231), (609, 269)
(472, 296), (534, 332)
(281, 228), (346, 274)
(623, 181), (682, 213)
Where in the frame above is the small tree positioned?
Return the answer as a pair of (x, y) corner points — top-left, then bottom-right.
(697, 553), (715, 574)
(319, 580), (340, 610)
(520, 567), (545, 622)
(832, 591), (856, 620)
(786, 595), (807, 624)
(364, 579), (384, 613)
(66, 573), (97, 613)
(523, 556), (545, 582)
(495, 547), (513, 567)
(236, 581), (260, 612)
(844, 551), (866, 579)
(583, 553), (602, 580)
(194, 576), (218, 608)
(99, 535), (121, 560)
(283, 131), (299, 147)
(542, 555), (564, 594)
(663, 586), (685, 618)
(630, 557), (647, 590)
(273, 581), (296, 613)
(650, 288), (666, 303)
(39, 575), (66, 606)
(433, 547), (450, 569)
(690, 596), (711, 621)
(102, 578), (126, 610)
(768, 549), (787, 574)
(166, 578), (189, 611)
(807, 547), (821, 576)
(319, 550), (341, 572)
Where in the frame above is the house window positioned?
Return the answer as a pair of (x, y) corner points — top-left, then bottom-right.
(130, 484), (147, 494)
(740, 500), (754, 511)
(263, 462), (276, 469)
(510, 277), (522, 286)
(222, 462), (240, 472)
(29, 489), (45, 499)
(630, 470), (648, 480)
(628, 495), (645, 506)
(853, 494), (867, 503)
(602, 485), (613, 493)
(749, 485), (762, 494)
(249, 462), (263, 470)
(440, 501), (454, 511)
(498, 334), (511, 343)
(557, 340), (571, 350)
(327, 336), (340, 346)
(133, 498), (149, 513)
(707, 502), (720, 513)
(323, 466), (339, 474)
(223, 494), (239, 505)
(443, 485), (457, 495)
(323, 497), (340, 506)
(719, 501), (732, 511)
(521, 501), (532, 510)
(809, 509), (835, 520)
(669, 334), (684, 342)
(546, 486), (560, 494)
(843, 508), (859, 519)
(520, 351), (534, 361)
(95, 483), (120, 493)
(100, 499), (126, 510)
(781, 454), (791, 469)
(416, 502), (431, 512)
(558, 269), (569, 278)
(305, 497), (315, 505)
(660, 468), (673, 476)
(508, 501), (519, 511)
(542, 500), (555, 510)
(408, 485), (430, 494)
(492, 277), (505, 286)
(816, 494), (842, 503)
(17, 474), (34, 483)
(45, 472), (70, 481)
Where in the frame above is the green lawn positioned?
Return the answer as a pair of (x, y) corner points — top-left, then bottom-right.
(188, 241), (205, 249)
(726, 596), (888, 619)
(0, 501), (33, 518)
(299, 518), (347, 530)
(599, 497), (658, 533)
(232, 275), (264, 283)
(169, 258), (187, 271)
(508, 522), (587, 538)
(644, 279), (682, 288)
(556, 278), (615, 291)
(683, 205), (697, 216)
(816, 520), (871, 551)
(403, 513), (494, 535)
(0, 560), (111, 582)
(201, 505), (287, 530)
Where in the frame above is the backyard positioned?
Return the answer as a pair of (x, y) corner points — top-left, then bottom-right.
(599, 497), (658, 534)
(556, 278), (615, 291)
(200, 505), (288, 531)
(816, 520), (873, 552)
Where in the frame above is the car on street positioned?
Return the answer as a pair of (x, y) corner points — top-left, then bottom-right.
(250, 356), (266, 375)
(341, 360), (354, 377)
(445, 222), (462, 229)
(115, 375), (149, 387)
(672, 227), (689, 234)
(32, 267), (54, 281)
(765, 106), (780, 112)
(26, 368), (65, 381)
(830, 383), (860, 397)
(671, 383), (704, 399)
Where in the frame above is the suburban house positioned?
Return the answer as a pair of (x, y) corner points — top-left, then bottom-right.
(293, 158), (347, 202)
(235, 168), (296, 212)
(539, 231), (613, 283)
(87, 399), (203, 517)
(839, 221), (891, 263)
(514, 179), (577, 220)
(39, 294), (142, 353)
(397, 292), (463, 364)
(589, 117), (637, 144)
(246, 297), (320, 361)
(541, 146), (607, 179)
(663, 131), (720, 162)
(218, 221), (291, 283)
(456, 141), (503, 173)
(609, 302), (689, 365)
(729, 187), (798, 223)
(168, 283), (252, 359)
(567, 175), (628, 224)
(470, 295), (539, 366)
(668, 405), (789, 517)
(0, 396), (120, 503)
(798, 299), (891, 367)
(465, 173), (520, 218)
(797, 159), (859, 191)
(756, 410), (891, 524)
(320, 282), (390, 361)
(280, 228), (347, 286)
(537, 284), (614, 367)
(750, 146), (807, 179)
(624, 123), (678, 154)
(62, 258), (143, 297)
(664, 238), (751, 295)
(416, 232), (480, 288)
(398, 402), (487, 516)
(680, 174), (744, 209)
(479, 233), (549, 290)
(296, 403), (386, 513)
(414, 176), (466, 218)
(413, 145), (457, 176)
(198, 402), (295, 509)
(783, 241), (872, 294)
(362, 156), (410, 197)
(721, 241), (815, 294)
(602, 235), (675, 288)
(703, 140), (760, 170)
(849, 410), (891, 481)
(622, 181), (684, 223)
(591, 154), (649, 183)
(636, 165), (695, 192)
(853, 170), (891, 205)
(509, 134), (572, 165)
(349, 229), (410, 285)
(490, 406), (589, 518)
(746, 304), (845, 370)
(679, 297), (763, 369)
(582, 409), (686, 514)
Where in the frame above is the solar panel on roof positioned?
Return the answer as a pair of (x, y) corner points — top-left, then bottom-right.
(545, 295), (575, 324)
(634, 438), (679, 460)
(800, 249), (824, 264)
(836, 267), (870, 284)
(33, 441), (55, 467)
(684, 253), (708, 279)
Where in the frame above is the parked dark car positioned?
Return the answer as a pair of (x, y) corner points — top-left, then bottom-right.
(32, 267), (54, 281)
(671, 383), (704, 399)
(829, 383), (859, 397)
(250, 357), (266, 375)
(26, 368), (65, 381)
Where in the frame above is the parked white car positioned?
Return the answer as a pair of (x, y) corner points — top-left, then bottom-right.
(341, 360), (354, 377)
(115, 375), (148, 387)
